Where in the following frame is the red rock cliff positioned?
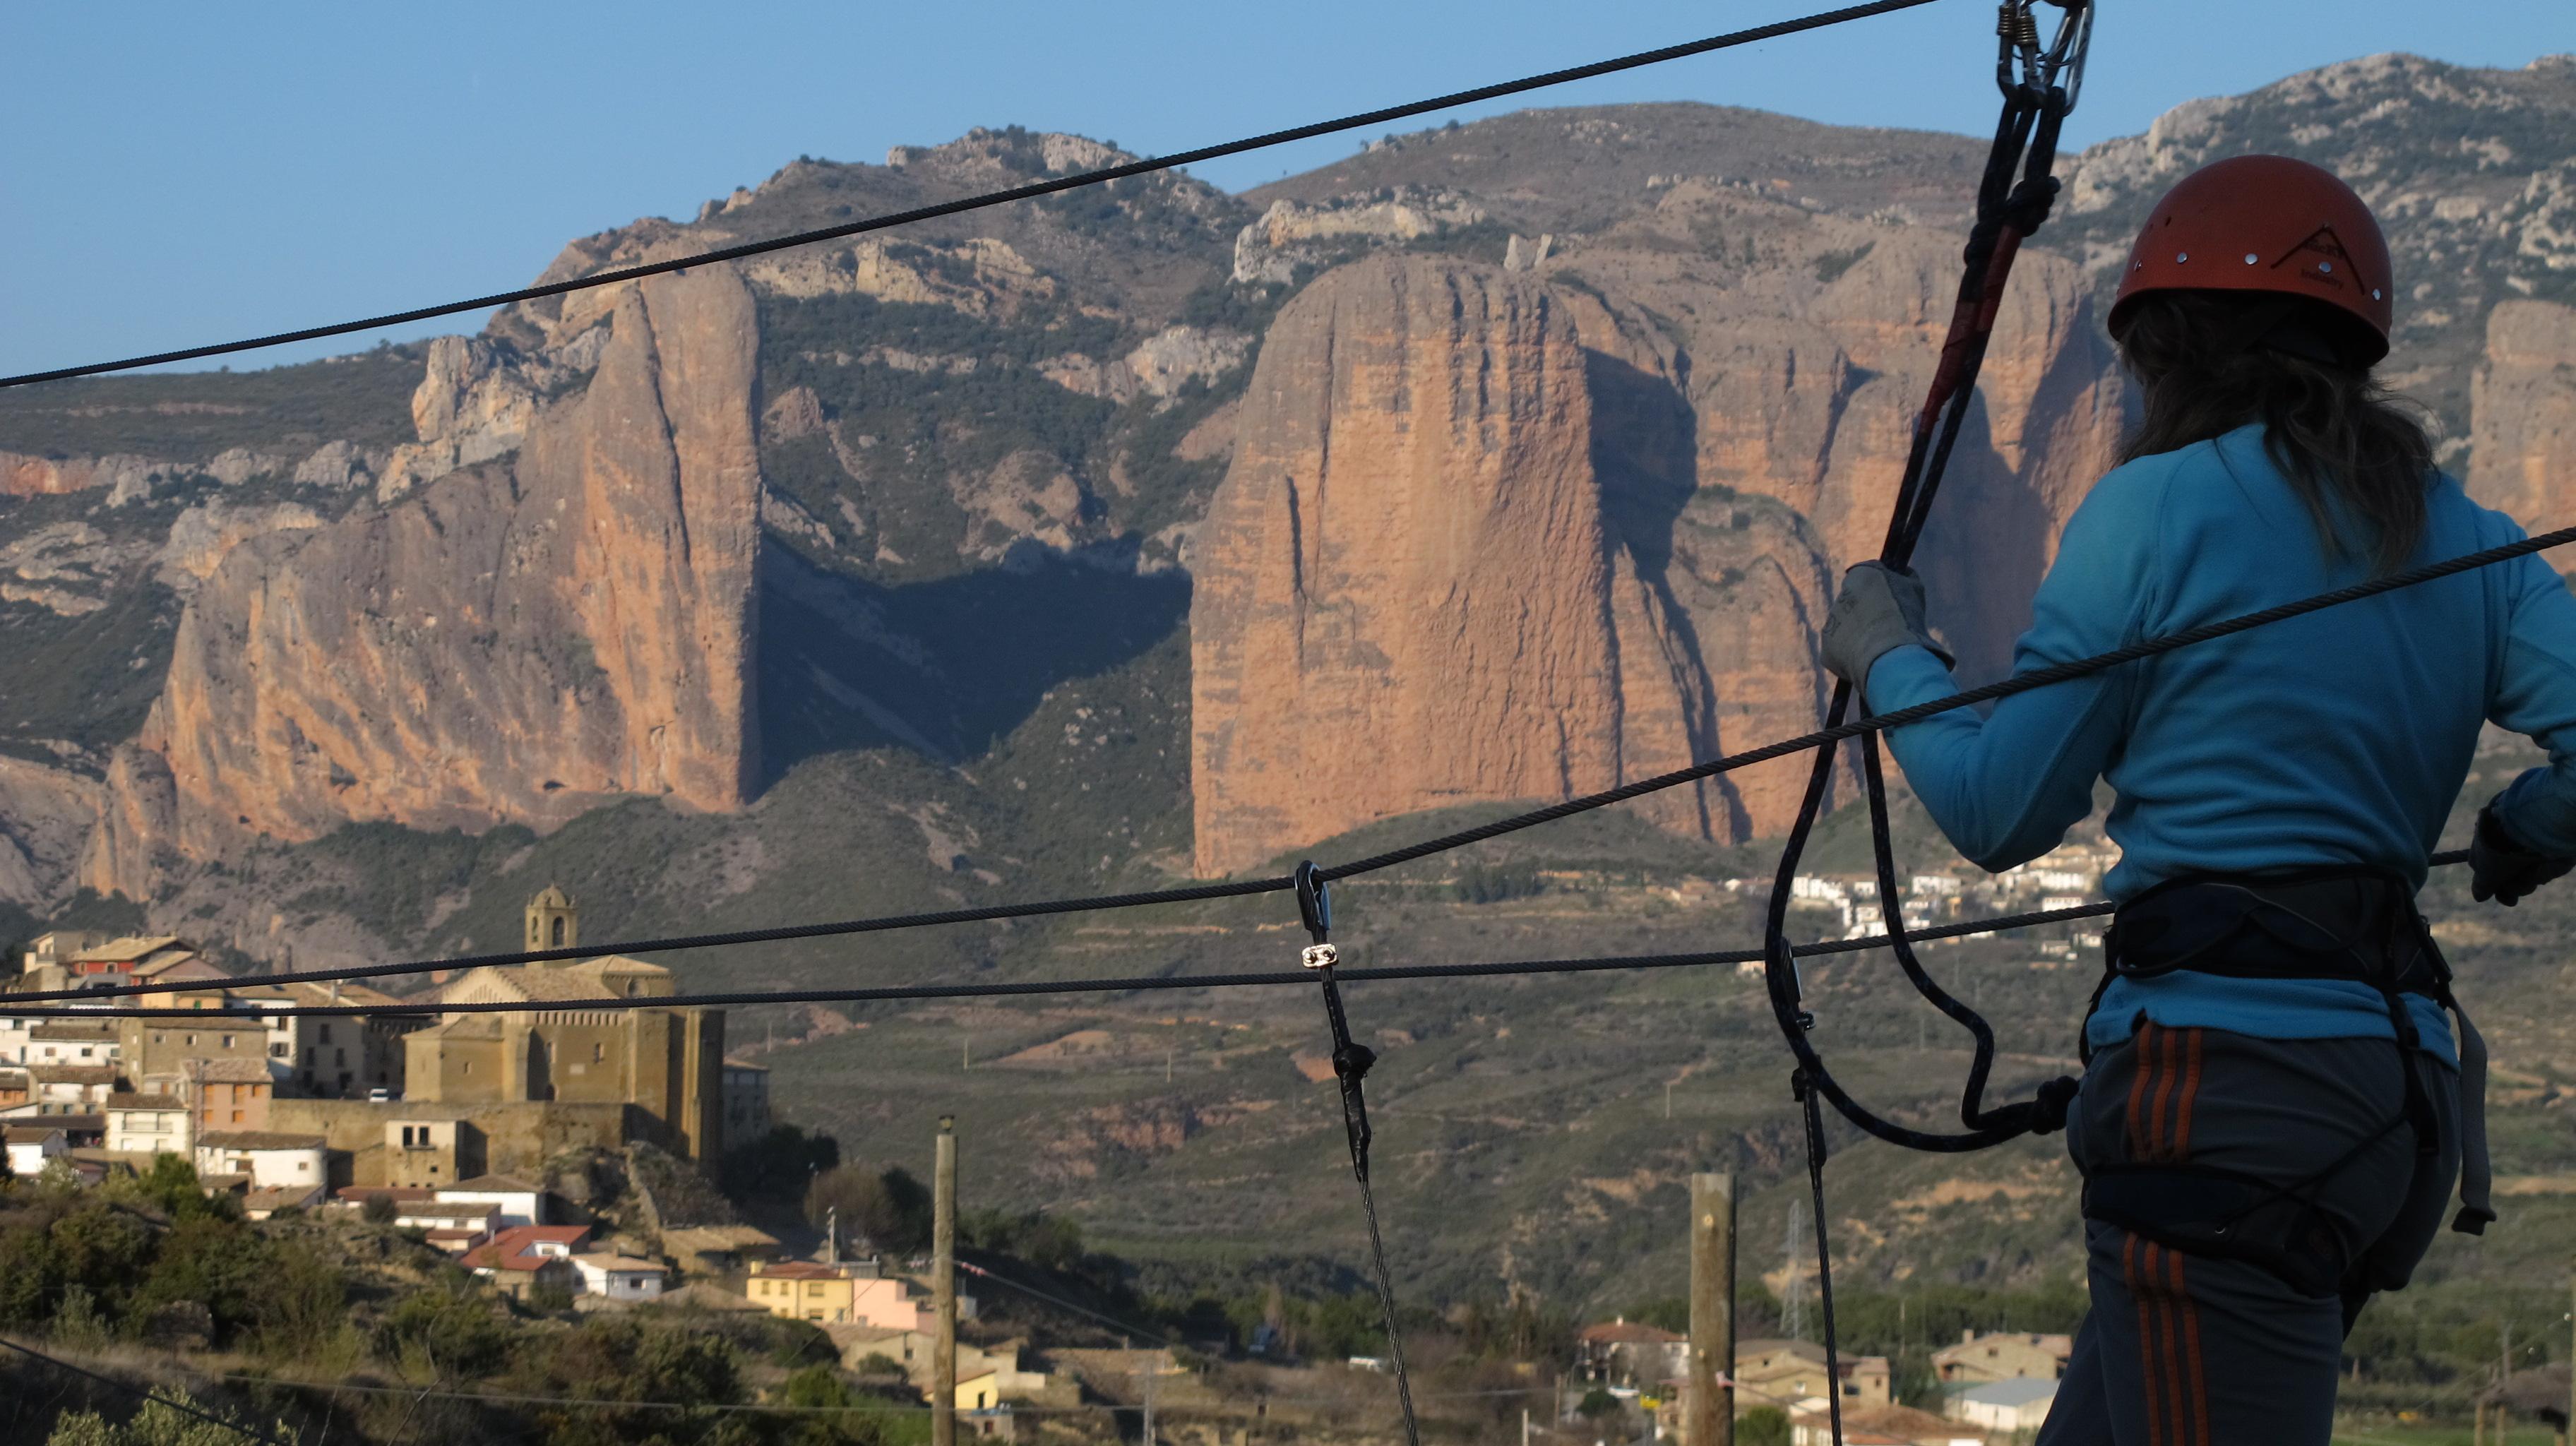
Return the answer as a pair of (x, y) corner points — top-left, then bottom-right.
(86, 267), (763, 894)
(1189, 256), (1716, 877)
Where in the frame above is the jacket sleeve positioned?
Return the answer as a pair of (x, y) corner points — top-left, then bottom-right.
(1862, 463), (2162, 871)
(2483, 536), (2576, 858)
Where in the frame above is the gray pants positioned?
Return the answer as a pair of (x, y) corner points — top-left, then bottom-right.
(2034, 1022), (2460, 1446)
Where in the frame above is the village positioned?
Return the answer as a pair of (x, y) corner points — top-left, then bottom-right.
(0, 885), (2104, 1445)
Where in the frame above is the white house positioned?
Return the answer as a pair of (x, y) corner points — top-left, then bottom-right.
(390, 1200), (500, 1253)
(435, 1173), (545, 1227)
(193, 1131), (328, 1189)
(4, 1125), (69, 1176)
(1950, 1377), (2058, 1432)
(104, 1094), (192, 1157)
(570, 1252), (667, 1301)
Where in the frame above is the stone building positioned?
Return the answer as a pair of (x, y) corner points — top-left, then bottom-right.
(1931, 1330), (2073, 1385)
(401, 889), (725, 1159)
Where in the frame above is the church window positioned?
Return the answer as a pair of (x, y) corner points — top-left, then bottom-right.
(592, 1043), (604, 1065)
(551, 917), (566, 947)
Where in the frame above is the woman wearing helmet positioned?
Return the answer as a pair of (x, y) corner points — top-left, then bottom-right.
(1818, 154), (2576, 1443)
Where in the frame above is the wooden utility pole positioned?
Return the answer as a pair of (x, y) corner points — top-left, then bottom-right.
(1688, 1172), (1736, 1446)
(934, 1114), (958, 1446)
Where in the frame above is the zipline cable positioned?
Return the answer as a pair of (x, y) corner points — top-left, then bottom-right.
(5, 850), (2471, 1022)
(0, 0), (1947, 390)
(12, 506), (2557, 1012)
(0, 1336), (288, 1446)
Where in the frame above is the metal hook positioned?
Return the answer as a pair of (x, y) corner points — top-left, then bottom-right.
(1294, 860), (1332, 942)
(1996, 0), (2091, 112)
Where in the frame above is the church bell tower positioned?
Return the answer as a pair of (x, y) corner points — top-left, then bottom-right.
(526, 885), (580, 955)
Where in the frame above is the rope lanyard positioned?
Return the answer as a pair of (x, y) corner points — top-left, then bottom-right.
(1295, 862), (1421, 1446)
(1759, 7), (2093, 1440)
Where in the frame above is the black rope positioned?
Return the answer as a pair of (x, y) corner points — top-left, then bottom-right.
(0, 1336), (288, 1446)
(6, 852), (2469, 1022)
(0, 0), (1944, 390)
(2, 876), (1294, 1004)
(1793, 1074), (1848, 1446)
(1293, 862), (1422, 1446)
(1766, 19), (2087, 1436)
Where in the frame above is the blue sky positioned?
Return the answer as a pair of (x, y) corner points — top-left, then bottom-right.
(4, 1), (2569, 379)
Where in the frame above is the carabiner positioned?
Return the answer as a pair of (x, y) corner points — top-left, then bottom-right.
(1996, 1), (2092, 113)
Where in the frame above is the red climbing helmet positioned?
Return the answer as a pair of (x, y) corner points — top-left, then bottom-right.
(2107, 155), (2395, 366)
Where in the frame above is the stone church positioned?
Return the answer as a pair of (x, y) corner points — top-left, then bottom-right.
(400, 888), (726, 1159)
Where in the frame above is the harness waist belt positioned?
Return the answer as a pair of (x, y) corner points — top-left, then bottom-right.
(2099, 866), (2493, 1236)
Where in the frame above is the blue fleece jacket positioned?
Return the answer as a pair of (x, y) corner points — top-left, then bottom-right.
(1864, 424), (2576, 1063)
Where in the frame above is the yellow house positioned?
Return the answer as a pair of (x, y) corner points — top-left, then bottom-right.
(746, 1261), (930, 1328)
(958, 1371), (1001, 1411)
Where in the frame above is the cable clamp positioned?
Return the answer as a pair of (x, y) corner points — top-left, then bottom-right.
(1301, 943), (1340, 971)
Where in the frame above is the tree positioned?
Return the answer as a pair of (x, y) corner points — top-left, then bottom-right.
(805, 1165), (931, 1253)
(722, 1124), (842, 1204)
(1739, 1406), (1792, 1446)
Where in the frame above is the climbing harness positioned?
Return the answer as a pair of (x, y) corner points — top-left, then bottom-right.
(1761, 6), (2093, 1438)
(1295, 861), (1422, 1446)
(2082, 869), (2496, 1242)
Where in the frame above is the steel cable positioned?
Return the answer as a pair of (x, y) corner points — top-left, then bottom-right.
(6, 852), (2468, 1021)
(0, 0), (1945, 389)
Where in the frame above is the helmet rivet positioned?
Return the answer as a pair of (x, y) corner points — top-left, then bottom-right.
(2243, 253), (2259, 265)
(2318, 262), (2333, 274)
(2176, 252), (2190, 263)
(2372, 289), (2383, 300)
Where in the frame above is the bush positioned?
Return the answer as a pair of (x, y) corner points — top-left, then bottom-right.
(361, 1194), (398, 1224)
(806, 1164), (931, 1253)
(724, 1124), (842, 1205)
(1739, 1405), (1791, 1446)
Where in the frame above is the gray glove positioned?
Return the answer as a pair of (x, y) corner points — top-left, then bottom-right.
(1820, 561), (1954, 694)
(2469, 803), (2574, 907)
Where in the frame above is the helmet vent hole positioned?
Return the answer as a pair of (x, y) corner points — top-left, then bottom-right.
(2176, 252), (2190, 263)
(2244, 253), (2260, 264)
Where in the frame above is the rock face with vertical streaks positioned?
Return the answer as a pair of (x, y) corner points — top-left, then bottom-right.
(2467, 300), (2576, 533)
(1188, 255), (1715, 877)
(85, 267), (764, 895)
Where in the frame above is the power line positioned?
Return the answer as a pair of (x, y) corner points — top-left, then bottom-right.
(0, 0), (1945, 390)
(955, 1260), (1174, 1347)
(0, 1336), (290, 1446)
(6, 851), (2469, 1021)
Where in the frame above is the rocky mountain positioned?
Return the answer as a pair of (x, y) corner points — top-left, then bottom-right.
(0, 46), (2570, 1313)
(0, 56), (2566, 928)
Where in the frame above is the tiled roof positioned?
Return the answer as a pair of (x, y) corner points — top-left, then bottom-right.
(335, 1185), (431, 1202)
(755, 1260), (857, 1281)
(572, 1253), (665, 1274)
(435, 957), (671, 1005)
(1955, 1378), (2060, 1406)
(190, 1059), (273, 1082)
(28, 1022), (116, 1040)
(28, 1065), (116, 1085)
(392, 1202), (500, 1222)
(104, 1093), (187, 1111)
(66, 936), (185, 964)
(463, 1224), (592, 1272)
(3, 1125), (66, 1145)
(196, 1130), (325, 1151)
(443, 1173), (540, 1193)
(244, 1184), (324, 1212)
(1579, 1320), (1683, 1345)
